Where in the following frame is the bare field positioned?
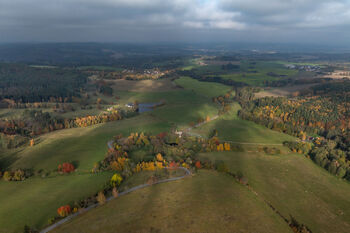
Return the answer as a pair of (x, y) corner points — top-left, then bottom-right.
(108, 79), (181, 92)
(255, 83), (317, 98)
(324, 70), (350, 79)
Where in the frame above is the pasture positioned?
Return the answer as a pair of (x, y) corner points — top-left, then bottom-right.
(189, 60), (299, 86)
(198, 151), (350, 233)
(191, 102), (295, 144)
(51, 170), (291, 233)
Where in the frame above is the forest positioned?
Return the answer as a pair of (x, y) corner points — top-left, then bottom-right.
(0, 63), (87, 103)
(237, 81), (350, 179)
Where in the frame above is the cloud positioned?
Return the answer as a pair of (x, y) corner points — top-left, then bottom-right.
(0, 0), (349, 43)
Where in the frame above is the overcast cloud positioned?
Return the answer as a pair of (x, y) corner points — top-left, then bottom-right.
(0, 0), (349, 44)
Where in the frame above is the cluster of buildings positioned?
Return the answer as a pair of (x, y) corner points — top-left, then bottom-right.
(285, 64), (321, 72)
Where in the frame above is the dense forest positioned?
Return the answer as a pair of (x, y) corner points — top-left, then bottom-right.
(237, 81), (350, 180)
(0, 64), (87, 103)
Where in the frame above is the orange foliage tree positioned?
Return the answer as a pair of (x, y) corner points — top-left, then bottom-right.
(57, 205), (71, 217)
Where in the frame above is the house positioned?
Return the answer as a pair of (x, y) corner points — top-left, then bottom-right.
(175, 130), (183, 138)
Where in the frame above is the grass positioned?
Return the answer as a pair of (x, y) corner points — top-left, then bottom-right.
(2, 114), (170, 171)
(2, 75), (349, 233)
(0, 83), (222, 232)
(51, 170), (291, 233)
(0, 172), (113, 233)
(118, 169), (187, 192)
(116, 89), (221, 127)
(191, 61), (299, 86)
(191, 102), (295, 144)
(174, 76), (232, 98)
(198, 151), (350, 233)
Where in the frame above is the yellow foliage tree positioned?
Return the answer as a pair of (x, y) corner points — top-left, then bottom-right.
(224, 142), (231, 151)
(217, 144), (224, 151)
(156, 153), (163, 162)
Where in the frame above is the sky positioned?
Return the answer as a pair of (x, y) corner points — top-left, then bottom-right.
(0, 0), (350, 45)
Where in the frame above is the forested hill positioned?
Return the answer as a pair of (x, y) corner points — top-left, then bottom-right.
(0, 64), (87, 103)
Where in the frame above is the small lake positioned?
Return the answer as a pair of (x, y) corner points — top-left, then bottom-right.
(138, 103), (161, 113)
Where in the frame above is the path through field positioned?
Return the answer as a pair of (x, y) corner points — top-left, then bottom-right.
(39, 167), (191, 233)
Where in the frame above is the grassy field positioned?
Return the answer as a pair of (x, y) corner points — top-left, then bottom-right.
(1, 114), (170, 171)
(2, 74), (350, 233)
(174, 76), (232, 98)
(51, 170), (291, 233)
(190, 61), (299, 86)
(0, 79), (225, 232)
(191, 102), (295, 143)
(198, 151), (350, 233)
(115, 89), (221, 127)
(0, 172), (113, 233)
(109, 79), (180, 92)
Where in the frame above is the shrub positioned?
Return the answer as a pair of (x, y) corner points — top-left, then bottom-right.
(215, 160), (228, 173)
(47, 217), (56, 225)
(3, 171), (12, 181)
(24, 225), (38, 233)
(57, 205), (71, 217)
(13, 169), (25, 181)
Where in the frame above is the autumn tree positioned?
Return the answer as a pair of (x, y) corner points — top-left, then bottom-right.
(3, 171), (11, 181)
(110, 173), (123, 187)
(57, 205), (71, 217)
(97, 191), (106, 205)
(58, 163), (75, 173)
(29, 139), (35, 147)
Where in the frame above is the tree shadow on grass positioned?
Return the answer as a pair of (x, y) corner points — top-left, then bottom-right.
(0, 149), (22, 170)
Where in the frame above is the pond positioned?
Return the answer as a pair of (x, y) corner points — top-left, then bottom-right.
(138, 103), (162, 113)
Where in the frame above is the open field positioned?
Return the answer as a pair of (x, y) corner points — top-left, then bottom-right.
(324, 70), (350, 79)
(2, 68), (350, 233)
(0, 78), (228, 231)
(0, 172), (113, 233)
(109, 79), (181, 92)
(254, 83), (318, 98)
(189, 60), (299, 86)
(174, 76), (232, 98)
(51, 170), (291, 233)
(198, 151), (350, 233)
(1, 114), (170, 171)
(191, 102), (295, 144)
(1, 77), (229, 171)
